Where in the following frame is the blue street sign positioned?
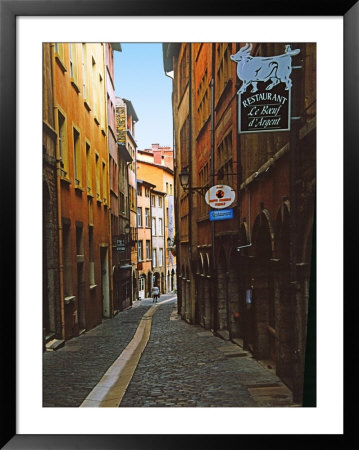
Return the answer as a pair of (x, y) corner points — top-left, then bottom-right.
(209, 208), (234, 221)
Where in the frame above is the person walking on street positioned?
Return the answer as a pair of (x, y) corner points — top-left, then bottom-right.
(152, 286), (160, 303)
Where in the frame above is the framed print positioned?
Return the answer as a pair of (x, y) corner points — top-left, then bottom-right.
(1, 0), (356, 448)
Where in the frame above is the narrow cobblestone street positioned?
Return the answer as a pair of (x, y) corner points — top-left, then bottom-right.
(43, 294), (296, 408)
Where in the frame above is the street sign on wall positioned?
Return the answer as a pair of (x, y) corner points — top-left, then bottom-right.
(116, 238), (126, 252)
(205, 185), (235, 209)
(209, 208), (234, 222)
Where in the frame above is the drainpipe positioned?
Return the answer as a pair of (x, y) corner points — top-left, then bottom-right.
(188, 43), (194, 321)
(210, 43), (216, 331)
(103, 43), (114, 317)
(50, 43), (65, 341)
(126, 161), (132, 303)
(163, 193), (167, 294)
(164, 61), (179, 309)
(149, 186), (155, 295)
(289, 46), (303, 404)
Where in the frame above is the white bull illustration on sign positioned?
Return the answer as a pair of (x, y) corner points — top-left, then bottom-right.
(230, 43), (300, 94)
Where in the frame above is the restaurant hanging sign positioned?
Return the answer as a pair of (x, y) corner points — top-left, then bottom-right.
(231, 43), (300, 133)
(205, 185), (235, 209)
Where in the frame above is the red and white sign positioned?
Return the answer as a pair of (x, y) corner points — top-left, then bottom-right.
(205, 185), (235, 209)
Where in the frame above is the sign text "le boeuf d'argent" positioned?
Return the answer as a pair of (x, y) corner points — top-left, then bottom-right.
(239, 84), (290, 133)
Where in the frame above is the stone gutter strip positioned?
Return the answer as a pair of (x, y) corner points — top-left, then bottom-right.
(80, 296), (176, 408)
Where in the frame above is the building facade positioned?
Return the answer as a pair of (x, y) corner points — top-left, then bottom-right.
(116, 97), (139, 303)
(42, 43), (62, 346)
(49, 42), (113, 341)
(163, 42), (316, 404)
(136, 179), (156, 298)
(137, 146), (176, 295)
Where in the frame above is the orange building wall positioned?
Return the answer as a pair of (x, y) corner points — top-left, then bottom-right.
(53, 43), (112, 339)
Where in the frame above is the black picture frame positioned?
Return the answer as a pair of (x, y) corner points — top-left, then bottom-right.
(1, 0), (356, 448)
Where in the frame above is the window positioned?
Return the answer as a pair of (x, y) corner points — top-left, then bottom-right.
(138, 184), (142, 196)
(216, 43), (232, 100)
(137, 207), (143, 227)
(145, 187), (150, 197)
(180, 116), (190, 168)
(217, 132), (233, 187)
(151, 195), (155, 207)
(138, 240), (143, 261)
(120, 192), (125, 214)
(73, 127), (81, 187)
(145, 208), (150, 227)
(58, 110), (68, 178)
(54, 43), (66, 71)
(158, 196), (163, 208)
(76, 224), (84, 256)
(92, 56), (98, 122)
(199, 162), (210, 216)
(170, 184), (173, 195)
(179, 44), (189, 99)
(99, 73), (104, 128)
(159, 248), (163, 267)
(158, 218), (163, 235)
(146, 240), (151, 260)
(102, 161), (107, 203)
(82, 44), (89, 108)
(86, 142), (92, 194)
(197, 69), (210, 132)
(89, 226), (95, 285)
(62, 222), (73, 297)
(69, 43), (79, 91)
(95, 153), (100, 200)
(166, 182), (169, 194)
(152, 217), (156, 235)
(130, 186), (136, 211)
(152, 248), (157, 267)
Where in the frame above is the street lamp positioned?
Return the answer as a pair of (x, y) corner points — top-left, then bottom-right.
(179, 167), (208, 194)
(124, 223), (130, 235)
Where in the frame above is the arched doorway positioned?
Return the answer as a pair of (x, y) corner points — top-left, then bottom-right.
(251, 210), (275, 360)
(171, 269), (175, 293)
(228, 248), (243, 339)
(161, 272), (165, 294)
(167, 270), (171, 292)
(153, 271), (160, 290)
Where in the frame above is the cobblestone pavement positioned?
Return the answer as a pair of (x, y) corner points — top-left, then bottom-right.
(43, 294), (296, 408)
(43, 301), (153, 407)
(120, 299), (292, 407)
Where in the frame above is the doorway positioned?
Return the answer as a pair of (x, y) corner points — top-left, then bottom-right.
(100, 246), (110, 318)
